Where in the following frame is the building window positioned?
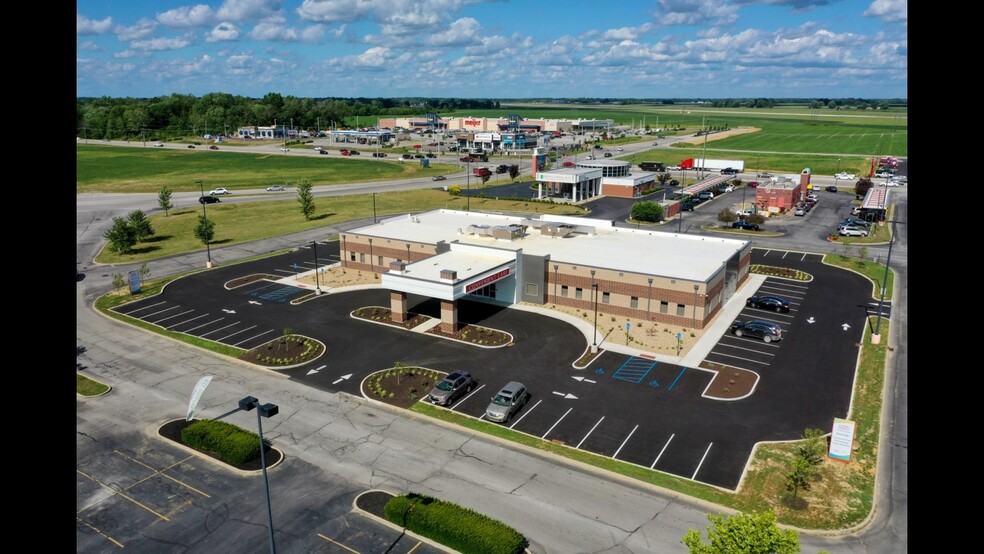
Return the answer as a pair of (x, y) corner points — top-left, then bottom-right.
(630, 296), (639, 309)
(377, 256), (383, 266)
(349, 252), (356, 262)
(359, 253), (365, 263)
(575, 287), (583, 300)
(660, 301), (669, 314)
(677, 304), (686, 317)
(525, 283), (538, 296)
(602, 292), (610, 304)
(561, 285), (569, 297)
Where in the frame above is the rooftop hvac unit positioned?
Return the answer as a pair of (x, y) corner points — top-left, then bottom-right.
(540, 223), (575, 237)
(466, 224), (493, 236)
(492, 224), (526, 240)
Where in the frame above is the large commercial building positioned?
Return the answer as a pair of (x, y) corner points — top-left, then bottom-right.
(340, 210), (752, 334)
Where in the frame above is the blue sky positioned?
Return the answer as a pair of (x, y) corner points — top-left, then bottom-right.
(77, 0), (907, 99)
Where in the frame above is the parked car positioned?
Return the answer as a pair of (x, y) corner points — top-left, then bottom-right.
(432, 175), (446, 181)
(850, 206), (862, 216)
(746, 295), (790, 313)
(834, 172), (856, 180)
(794, 206), (806, 216)
(807, 193), (819, 202)
(681, 201), (695, 211)
(826, 185), (838, 193)
(603, 152), (613, 157)
(732, 220), (760, 231)
(722, 185), (734, 193)
(668, 179), (679, 186)
(198, 196), (220, 204)
(838, 225), (869, 237)
(427, 371), (476, 406)
(209, 187), (230, 195)
(730, 320), (783, 343)
(736, 208), (755, 217)
(209, 145), (219, 150)
(747, 181), (760, 188)
(841, 217), (871, 228)
(698, 191), (714, 200)
(266, 185), (286, 191)
(485, 381), (528, 423)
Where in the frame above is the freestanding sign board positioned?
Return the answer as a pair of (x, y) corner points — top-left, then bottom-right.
(828, 417), (856, 462)
(128, 270), (141, 295)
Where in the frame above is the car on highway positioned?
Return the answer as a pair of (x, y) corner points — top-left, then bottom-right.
(730, 320), (783, 343)
(209, 187), (230, 195)
(746, 295), (790, 313)
(838, 224), (869, 237)
(616, 147), (624, 152)
(563, 161), (575, 167)
(349, 150), (360, 155)
(319, 150), (329, 155)
(720, 167), (739, 175)
(834, 172), (856, 180)
(280, 147), (290, 152)
(198, 196), (221, 204)
(603, 152), (613, 158)
(266, 185), (286, 191)
(187, 144), (196, 149)
(209, 145), (219, 150)
(427, 371), (476, 406)
(732, 220), (760, 231)
(747, 181), (760, 188)
(152, 143), (164, 147)
(459, 156), (475, 163)
(486, 381), (528, 423)
(432, 176), (446, 181)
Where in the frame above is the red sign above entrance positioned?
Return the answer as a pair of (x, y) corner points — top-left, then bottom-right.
(465, 119), (481, 126)
(466, 268), (510, 293)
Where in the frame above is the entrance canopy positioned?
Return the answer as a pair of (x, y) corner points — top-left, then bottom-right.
(381, 245), (517, 301)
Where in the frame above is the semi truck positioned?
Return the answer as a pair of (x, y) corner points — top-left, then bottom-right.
(677, 158), (745, 172)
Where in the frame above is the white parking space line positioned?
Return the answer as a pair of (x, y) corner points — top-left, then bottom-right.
(200, 321), (240, 338)
(452, 384), (486, 410)
(152, 309), (196, 326)
(690, 443), (714, 480)
(184, 317), (225, 333)
(612, 425), (639, 459)
(542, 408), (573, 439)
(139, 305), (185, 320)
(216, 325), (258, 343)
(577, 417), (605, 449)
(233, 328), (276, 347)
(119, 300), (168, 315)
(164, 313), (212, 330)
(509, 399), (542, 429)
(651, 434), (675, 469)
(709, 352), (775, 366)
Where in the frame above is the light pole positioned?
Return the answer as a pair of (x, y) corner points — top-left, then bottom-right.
(872, 219), (898, 342)
(646, 277), (653, 320)
(312, 241), (322, 295)
(466, 161), (471, 211)
(369, 238), (374, 272)
(197, 180), (213, 268)
(553, 264), (559, 300)
(590, 270), (598, 351)
(238, 396), (279, 554)
(692, 284), (699, 329)
(372, 192), (377, 223)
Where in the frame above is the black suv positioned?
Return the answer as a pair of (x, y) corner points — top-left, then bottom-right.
(730, 320), (783, 343)
(746, 295), (790, 313)
(721, 167), (739, 175)
(199, 196), (221, 204)
(732, 220), (760, 231)
(427, 371), (476, 406)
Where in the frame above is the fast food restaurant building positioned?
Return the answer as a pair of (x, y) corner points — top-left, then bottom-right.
(339, 210), (752, 333)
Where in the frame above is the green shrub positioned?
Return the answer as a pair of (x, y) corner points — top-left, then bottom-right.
(384, 493), (526, 554)
(180, 419), (263, 465)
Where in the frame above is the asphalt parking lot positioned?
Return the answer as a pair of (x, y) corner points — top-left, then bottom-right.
(113, 236), (879, 490)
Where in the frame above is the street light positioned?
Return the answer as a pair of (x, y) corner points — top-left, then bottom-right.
(692, 284), (699, 329)
(311, 241), (322, 295)
(873, 219), (899, 342)
(646, 277), (653, 320)
(238, 396), (279, 554)
(591, 270), (598, 351)
(197, 180), (213, 268)
(466, 161), (471, 211)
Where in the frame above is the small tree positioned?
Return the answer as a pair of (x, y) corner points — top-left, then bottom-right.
(193, 214), (215, 246)
(112, 273), (126, 293)
(785, 456), (815, 503)
(127, 209), (154, 241)
(717, 209), (738, 224)
(158, 185), (174, 216)
(855, 178), (873, 198)
(481, 173), (491, 185)
(681, 510), (801, 554)
(448, 185), (461, 196)
(631, 201), (662, 223)
(657, 173), (671, 185)
(509, 164), (520, 181)
(296, 179), (316, 220)
(103, 216), (138, 255)
(798, 428), (827, 467)
(139, 262), (151, 286)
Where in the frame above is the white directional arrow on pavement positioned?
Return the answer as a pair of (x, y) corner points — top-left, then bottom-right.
(222, 309), (236, 314)
(249, 300), (262, 305)
(552, 391), (579, 399)
(806, 316), (816, 324)
(333, 373), (353, 385)
(572, 376), (597, 384)
(841, 323), (851, 330)
(306, 365), (326, 376)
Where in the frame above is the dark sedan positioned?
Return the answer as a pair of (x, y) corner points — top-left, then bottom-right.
(199, 196), (221, 204)
(730, 320), (783, 343)
(732, 220), (760, 231)
(746, 295), (790, 313)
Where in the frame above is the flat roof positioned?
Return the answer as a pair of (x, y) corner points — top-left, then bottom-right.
(349, 210), (748, 282)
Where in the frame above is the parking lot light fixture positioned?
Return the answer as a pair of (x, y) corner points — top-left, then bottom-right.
(238, 396), (279, 554)
(197, 180), (213, 268)
(591, 270), (598, 352)
(692, 284), (700, 329)
(872, 219), (899, 343)
(312, 241), (322, 295)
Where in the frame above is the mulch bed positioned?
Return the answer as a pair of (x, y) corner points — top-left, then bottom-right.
(158, 419), (282, 471)
(698, 361), (757, 399)
(238, 335), (325, 367)
(355, 490), (394, 519)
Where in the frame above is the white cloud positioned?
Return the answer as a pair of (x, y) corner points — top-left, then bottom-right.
(657, 0), (739, 26)
(207, 22), (241, 42)
(157, 4), (216, 28)
(251, 16), (300, 41)
(426, 17), (481, 47)
(78, 40), (101, 51)
(297, 0), (374, 23)
(864, 0), (907, 23)
(216, 0), (284, 21)
(300, 24), (327, 43)
(598, 23), (655, 42)
(116, 18), (157, 41)
(114, 49), (151, 59)
(78, 14), (113, 34)
(130, 36), (194, 52)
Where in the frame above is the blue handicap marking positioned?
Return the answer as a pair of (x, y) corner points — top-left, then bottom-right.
(613, 356), (658, 383)
(649, 379), (660, 387)
(595, 368), (606, 375)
